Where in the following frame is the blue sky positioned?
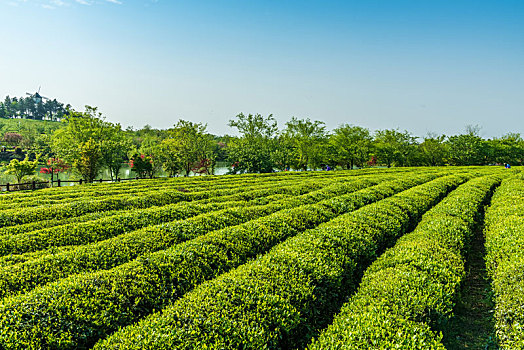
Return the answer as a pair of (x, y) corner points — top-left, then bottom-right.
(0, 0), (523, 138)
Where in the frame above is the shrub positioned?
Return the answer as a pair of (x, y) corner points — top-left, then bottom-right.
(309, 175), (500, 349)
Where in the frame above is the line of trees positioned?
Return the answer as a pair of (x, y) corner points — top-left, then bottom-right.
(222, 115), (523, 172)
(2, 108), (523, 183)
(0, 96), (71, 121)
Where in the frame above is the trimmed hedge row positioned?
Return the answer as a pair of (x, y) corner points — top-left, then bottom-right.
(91, 174), (464, 350)
(0, 167), (429, 207)
(0, 201), (224, 254)
(0, 173), (334, 228)
(308, 175), (500, 349)
(0, 190), (200, 227)
(0, 245), (75, 268)
(0, 172), (335, 224)
(0, 168), (382, 204)
(0, 173), (331, 211)
(0, 169), (362, 208)
(0, 175), (341, 238)
(0, 209), (124, 237)
(0, 176), (384, 299)
(0, 173), (438, 349)
(0, 180), (327, 255)
(484, 177), (524, 349)
(0, 178), (210, 206)
(0, 193), (294, 266)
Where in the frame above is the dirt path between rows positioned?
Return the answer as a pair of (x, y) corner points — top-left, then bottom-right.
(442, 225), (498, 349)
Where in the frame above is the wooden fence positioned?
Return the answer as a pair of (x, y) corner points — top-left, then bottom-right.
(0, 176), (159, 193)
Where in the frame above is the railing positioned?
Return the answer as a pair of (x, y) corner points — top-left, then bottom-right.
(0, 180), (50, 192)
(0, 176), (160, 193)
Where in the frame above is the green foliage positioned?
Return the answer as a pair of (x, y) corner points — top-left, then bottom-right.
(3, 156), (39, 183)
(0, 174), (397, 349)
(484, 177), (524, 349)
(0, 177), (383, 348)
(227, 113), (277, 173)
(100, 134), (131, 180)
(228, 112), (278, 139)
(129, 153), (154, 178)
(74, 138), (102, 182)
(0, 179), (321, 259)
(374, 128), (418, 167)
(0, 183), (201, 228)
(0, 118), (62, 157)
(329, 124), (373, 169)
(270, 134), (295, 171)
(0, 95), (69, 121)
(31, 133), (54, 158)
(285, 117), (327, 170)
(157, 138), (183, 176)
(0, 182), (329, 299)
(92, 173), (457, 349)
(446, 126), (487, 166)
(52, 106), (131, 182)
(227, 137), (275, 173)
(309, 175), (500, 349)
(419, 133), (448, 166)
(0, 166), (513, 349)
(158, 120), (214, 176)
(488, 133), (524, 165)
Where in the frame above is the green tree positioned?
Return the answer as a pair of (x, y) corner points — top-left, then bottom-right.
(211, 136), (229, 163)
(131, 125), (168, 157)
(489, 133), (524, 165)
(129, 154), (154, 178)
(4, 156), (39, 183)
(329, 124), (372, 169)
(160, 120), (214, 176)
(446, 126), (485, 166)
(227, 113), (277, 173)
(227, 137), (275, 174)
(228, 113), (278, 139)
(31, 134), (54, 159)
(419, 133), (448, 166)
(284, 117), (326, 171)
(270, 134), (294, 172)
(73, 139), (102, 182)
(52, 106), (130, 182)
(100, 134), (132, 181)
(157, 138), (183, 177)
(373, 129), (417, 167)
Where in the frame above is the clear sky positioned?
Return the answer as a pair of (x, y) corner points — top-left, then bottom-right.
(0, 0), (523, 138)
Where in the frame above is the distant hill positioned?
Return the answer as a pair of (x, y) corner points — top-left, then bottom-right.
(0, 118), (64, 162)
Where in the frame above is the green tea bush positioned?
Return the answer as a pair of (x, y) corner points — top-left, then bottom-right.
(0, 174), (434, 349)
(484, 177), (524, 349)
(0, 177), (332, 237)
(91, 174), (461, 350)
(0, 174), (333, 227)
(0, 176), (382, 299)
(308, 175), (500, 349)
(0, 180), (326, 254)
(0, 171), (330, 209)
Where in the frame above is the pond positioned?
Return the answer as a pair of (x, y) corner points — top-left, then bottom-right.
(0, 162), (231, 185)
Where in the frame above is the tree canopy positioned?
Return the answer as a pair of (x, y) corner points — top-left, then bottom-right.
(52, 106), (128, 182)
(2, 102), (524, 184)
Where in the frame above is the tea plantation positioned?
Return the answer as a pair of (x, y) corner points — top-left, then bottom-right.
(0, 167), (522, 349)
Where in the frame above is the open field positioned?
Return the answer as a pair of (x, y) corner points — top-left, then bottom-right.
(0, 167), (522, 349)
